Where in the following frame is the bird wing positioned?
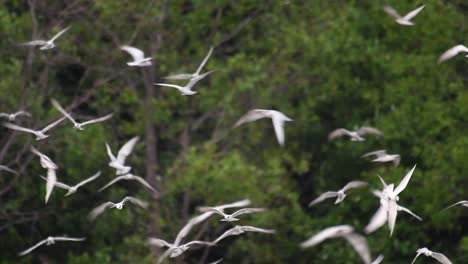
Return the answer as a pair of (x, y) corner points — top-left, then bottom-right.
(116, 136), (139, 165)
(51, 99), (77, 125)
(88, 202), (114, 220)
(394, 164), (417, 195)
(40, 175), (70, 190)
(20, 40), (48, 46)
(123, 196), (149, 208)
(372, 255), (384, 264)
(120, 45), (145, 61)
(377, 175), (388, 187)
(398, 205), (422, 221)
(300, 226), (342, 248)
(216, 199), (252, 210)
(3, 122), (37, 135)
(45, 169), (57, 204)
(402, 5), (425, 21)
(148, 238), (172, 248)
(344, 233), (372, 264)
(342, 181), (368, 192)
(272, 114), (287, 146)
(231, 208), (266, 218)
(195, 47), (214, 75)
(361, 150), (387, 158)
(80, 113), (113, 126)
(431, 252), (453, 264)
(212, 227), (241, 244)
(183, 240), (215, 247)
(49, 26), (71, 42)
(190, 70), (215, 85)
(438, 45), (468, 64)
(18, 239), (48, 256)
(0, 165), (18, 175)
(201, 207), (225, 216)
(174, 212), (213, 246)
(365, 205), (388, 234)
(13, 110), (31, 118)
(442, 200), (468, 211)
(209, 259), (223, 264)
(30, 146), (58, 169)
(328, 128), (351, 140)
(157, 248), (172, 264)
(234, 109), (268, 128)
(163, 73), (194, 80)
(153, 83), (184, 90)
(132, 175), (157, 192)
(308, 191), (338, 207)
(383, 5), (401, 19)
(41, 116), (67, 133)
(98, 175), (126, 191)
(410, 252), (423, 264)
(105, 143), (116, 162)
(357, 127), (383, 136)
(387, 200), (398, 236)
(239, 225), (276, 234)
(75, 171), (101, 188)
(53, 236), (86, 242)
(0, 113), (9, 118)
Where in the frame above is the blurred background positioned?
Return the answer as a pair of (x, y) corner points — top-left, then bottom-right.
(0, 0), (467, 263)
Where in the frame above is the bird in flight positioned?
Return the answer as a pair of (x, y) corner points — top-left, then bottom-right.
(40, 171), (100, 196)
(437, 45), (468, 64)
(411, 247), (453, 264)
(234, 109), (293, 146)
(99, 173), (156, 193)
(308, 181), (368, 207)
(18, 236), (85, 256)
(51, 99), (113, 130)
(120, 45), (152, 67)
(328, 126), (383, 141)
(383, 5), (425, 26)
(0, 111), (31, 122)
(3, 116), (66, 140)
(164, 47), (214, 80)
(105, 136), (139, 175)
(362, 150), (400, 166)
(88, 196), (148, 220)
(201, 207), (266, 222)
(20, 26), (71, 50)
(30, 146), (59, 204)
(154, 71), (212, 96)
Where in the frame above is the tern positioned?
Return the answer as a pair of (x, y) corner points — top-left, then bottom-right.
(40, 171), (100, 196)
(120, 45), (152, 67)
(3, 116), (66, 140)
(411, 247), (453, 264)
(234, 109), (293, 146)
(328, 127), (383, 141)
(0, 165), (18, 175)
(20, 26), (71, 50)
(31, 146), (58, 204)
(88, 196), (148, 220)
(154, 72), (212, 96)
(150, 239), (215, 263)
(362, 150), (400, 166)
(308, 181), (368, 207)
(18, 236), (85, 256)
(0, 111), (31, 121)
(164, 47), (214, 80)
(51, 99), (113, 130)
(300, 225), (383, 264)
(105, 136), (139, 175)
(212, 225), (275, 244)
(99, 173), (156, 192)
(442, 200), (468, 211)
(383, 5), (425, 26)
(202, 207), (266, 222)
(437, 45), (468, 64)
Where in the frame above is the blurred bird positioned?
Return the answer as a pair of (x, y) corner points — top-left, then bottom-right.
(442, 200), (468, 211)
(51, 99), (113, 130)
(437, 45), (468, 64)
(234, 109), (293, 146)
(30, 146), (58, 204)
(328, 127), (383, 141)
(362, 150), (400, 166)
(0, 111), (31, 121)
(300, 225), (383, 264)
(308, 181), (368, 207)
(202, 207), (266, 222)
(40, 171), (100, 196)
(3, 116), (66, 140)
(120, 45), (152, 66)
(154, 73), (211, 96)
(20, 26), (71, 50)
(150, 239), (215, 264)
(88, 196), (148, 220)
(164, 47), (214, 80)
(383, 5), (425, 26)
(105, 136), (139, 175)
(99, 173), (156, 192)
(212, 225), (275, 244)
(0, 165), (18, 175)
(411, 247), (452, 264)
(18, 236), (85, 256)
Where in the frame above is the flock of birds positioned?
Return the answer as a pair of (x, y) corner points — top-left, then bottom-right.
(0, 3), (466, 264)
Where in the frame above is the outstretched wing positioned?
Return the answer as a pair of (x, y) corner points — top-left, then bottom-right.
(50, 26), (71, 42)
(356, 126), (383, 137)
(442, 200), (468, 211)
(398, 205), (422, 221)
(365, 205), (388, 234)
(0, 165), (18, 175)
(98, 175), (127, 191)
(431, 252), (453, 264)
(163, 73), (194, 80)
(13, 111), (31, 118)
(344, 233), (372, 264)
(199, 207), (225, 217)
(40, 175), (70, 190)
(234, 109), (268, 128)
(272, 114), (288, 146)
(300, 227), (340, 248)
(438, 45), (468, 64)
(132, 175), (157, 192)
(20, 40), (48, 46)
(195, 46), (214, 75)
(148, 238), (172, 248)
(120, 45), (145, 61)
(80, 113), (113, 126)
(402, 5), (425, 21)
(410, 252), (424, 264)
(387, 200), (398, 236)
(394, 164), (417, 195)
(383, 5), (401, 19)
(361, 150), (387, 158)
(105, 143), (116, 161)
(51, 98), (77, 125)
(88, 202), (114, 221)
(116, 137), (139, 165)
(3, 122), (37, 135)
(239, 225), (276, 234)
(231, 208), (266, 218)
(342, 181), (368, 192)
(41, 116), (67, 133)
(53, 236), (86, 242)
(18, 239), (48, 256)
(75, 171), (101, 188)
(328, 128), (351, 140)
(308, 191), (338, 207)
(45, 169), (57, 204)
(123, 196), (148, 208)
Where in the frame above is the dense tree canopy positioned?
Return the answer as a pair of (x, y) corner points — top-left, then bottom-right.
(0, 0), (467, 263)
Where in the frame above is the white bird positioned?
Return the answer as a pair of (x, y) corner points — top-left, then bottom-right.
(300, 225), (383, 264)
(328, 127), (383, 141)
(40, 171), (100, 196)
(88, 196), (148, 221)
(202, 207), (266, 222)
(20, 27), (71, 50)
(383, 5), (425, 26)
(51, 99), (113, 130)
(120, 45), (152, 67)
(308, 181), (368, 207)
(209, 259), (223, 264)
(105, 136), (139, 175)
(442, 200), (468, 211)
(362, 150), (401, 166)
(18, 236), (85, 256)
(0, 165), (18, 175)
(3, 116), (66, 140)
(30, 146), (58, 170)
(99, 173), (156, 192)
(437, 45), (468, 64)
(365, 166), (421, 235)
(150, 239), (215, 263)
(234, 109), (293, 146)
(30, 146), (58, 204)
(0, 111), (31, 121)
(212, 225), (275, 244)
(154, 71), (213, 96)
(411, 247), (453, 264)
(164, 47), (214, 80)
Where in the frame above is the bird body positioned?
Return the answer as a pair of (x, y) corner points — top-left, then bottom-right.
(120, 45), (152, 67)
(105, 137), (139, 175)
(88, 196), (148, 220)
